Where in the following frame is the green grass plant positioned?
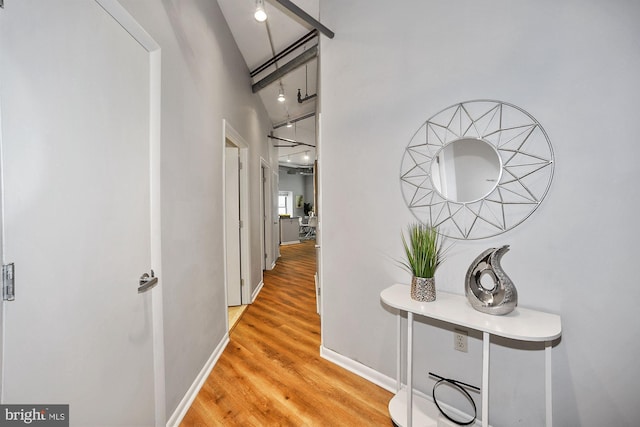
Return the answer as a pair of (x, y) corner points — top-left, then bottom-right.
(400, 223), (445, 278)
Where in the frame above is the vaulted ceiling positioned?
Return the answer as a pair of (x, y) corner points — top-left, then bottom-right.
(217, 0), (329, 168)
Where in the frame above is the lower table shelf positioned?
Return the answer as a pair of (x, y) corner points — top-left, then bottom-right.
(389, 388), (441, 427)
(389, 388), (483, 427)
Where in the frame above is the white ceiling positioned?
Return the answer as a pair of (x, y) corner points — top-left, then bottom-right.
(217, 0), (321, 167)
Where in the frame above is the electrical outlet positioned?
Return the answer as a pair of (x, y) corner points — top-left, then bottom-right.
(454, 329), (468, 352)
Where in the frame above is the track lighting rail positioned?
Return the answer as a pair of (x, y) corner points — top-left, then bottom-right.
(250, 29), (318, 78)
(268, 135), (316, 148)
(273, 112), (316, 129)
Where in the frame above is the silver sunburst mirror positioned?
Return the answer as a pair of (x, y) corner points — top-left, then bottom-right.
(400, 100), (554, 240)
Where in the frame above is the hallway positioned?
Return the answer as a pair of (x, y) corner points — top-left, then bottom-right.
(181, 240), (392, 426)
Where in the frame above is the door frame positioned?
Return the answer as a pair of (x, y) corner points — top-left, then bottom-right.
(260, 158), (274, 271)
(0, 52), (4, 402)
(222, 120), (251, 305)
(224, 144), (242, 306)
(273, 170), (281, 260)
(0, 0), (165, 423)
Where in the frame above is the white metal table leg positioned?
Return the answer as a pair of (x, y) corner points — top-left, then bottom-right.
(545, 340), (552, 426)
(482, 331), (490, 427)
(397, 312), (401, 392)
(407, 312), (413, 427)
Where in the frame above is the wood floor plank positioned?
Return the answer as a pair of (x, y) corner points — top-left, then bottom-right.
(180, 240), (393, 426)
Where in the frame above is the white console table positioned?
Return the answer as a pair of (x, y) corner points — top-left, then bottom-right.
(380, 284), (561, 427)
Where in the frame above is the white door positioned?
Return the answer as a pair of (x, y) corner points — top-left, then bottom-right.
(261, 164), (269, 270)
(0, 1), (157, 425)
(225, 145), (242, 306)
(273, 171), (280, 259)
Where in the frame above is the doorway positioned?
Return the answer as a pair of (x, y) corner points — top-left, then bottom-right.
(223, 121), (251, 330)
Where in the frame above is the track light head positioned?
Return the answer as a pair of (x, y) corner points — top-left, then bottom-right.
(254, 0), (267, 22)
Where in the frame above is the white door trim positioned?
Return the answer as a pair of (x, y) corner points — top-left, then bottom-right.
(260, 158), (273, 271)
(224, 146), (242, 306)
(222, 120), (251, 305)
(0, 52), (5, 403)
(94, 1), (166, 424)
(273, 170), (281, 261)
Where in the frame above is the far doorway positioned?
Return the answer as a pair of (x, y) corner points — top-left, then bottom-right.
(223, 120), (252, 331)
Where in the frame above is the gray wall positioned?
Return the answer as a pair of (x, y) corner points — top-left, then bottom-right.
(279, 168), (314, 217)
(319, 0), (640, 426)
(121, 0), (276, 419)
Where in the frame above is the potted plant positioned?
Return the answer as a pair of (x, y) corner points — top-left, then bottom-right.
(400, 223), (445, 302)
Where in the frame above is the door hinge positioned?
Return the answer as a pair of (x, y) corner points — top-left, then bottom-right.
(3, 263), (15, 301)
(239, 220), (243, 228)
(240, 279), (245, 287)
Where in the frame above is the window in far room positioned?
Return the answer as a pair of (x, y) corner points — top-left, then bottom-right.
(278, 191), (293, 216)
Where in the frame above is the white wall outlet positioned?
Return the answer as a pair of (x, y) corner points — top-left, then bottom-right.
(454, 329), (468, 352)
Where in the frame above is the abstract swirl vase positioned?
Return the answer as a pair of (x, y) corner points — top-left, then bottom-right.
(465, 245), (517, 315)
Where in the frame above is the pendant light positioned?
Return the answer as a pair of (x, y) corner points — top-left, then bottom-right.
(254, 0), (267, 22)
(277, 85), (286, 102)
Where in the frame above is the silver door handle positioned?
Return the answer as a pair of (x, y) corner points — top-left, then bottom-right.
(138, 270), (158, 293)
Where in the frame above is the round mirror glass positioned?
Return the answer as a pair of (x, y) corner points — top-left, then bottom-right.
(430, 138), (502, 203)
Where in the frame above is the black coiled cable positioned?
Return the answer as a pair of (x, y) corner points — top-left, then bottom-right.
(429, 372), (480, 426)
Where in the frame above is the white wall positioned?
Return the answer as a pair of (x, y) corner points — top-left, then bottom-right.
(319, 0), (640, 425)
(120, 0), (276, 419)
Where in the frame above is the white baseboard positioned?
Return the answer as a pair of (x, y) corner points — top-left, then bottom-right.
(166, 334), (230, 427)
(252, 280), (264, 303)
(319, 345), (397, 393)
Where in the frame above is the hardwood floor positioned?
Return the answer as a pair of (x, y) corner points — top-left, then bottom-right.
(180, 240), (393, 426)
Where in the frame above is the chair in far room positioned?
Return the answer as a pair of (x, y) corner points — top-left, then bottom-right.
(303, 216), (317, 239)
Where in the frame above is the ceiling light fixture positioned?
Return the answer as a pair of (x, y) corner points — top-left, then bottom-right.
(304, 151), (309, 161)
(277, 85), (286, 103)
(254, 0), (267, 22)
(287, 156), (291, 162)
